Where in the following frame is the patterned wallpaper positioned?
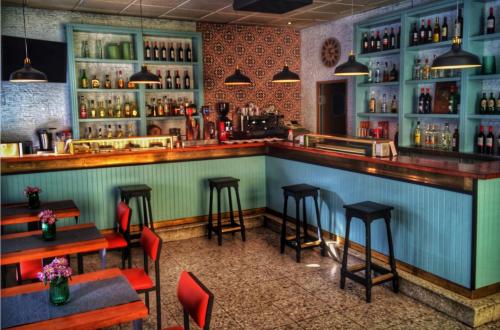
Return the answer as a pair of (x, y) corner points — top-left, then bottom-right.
(197, 23), (301, 123)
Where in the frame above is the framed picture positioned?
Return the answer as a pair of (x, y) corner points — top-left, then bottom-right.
(433, 82), (458, 114)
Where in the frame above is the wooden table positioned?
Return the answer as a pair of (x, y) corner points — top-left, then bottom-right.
(1, 200), (80, 227)
(1, 268), (148, 329)
(1, 223), (107, 268)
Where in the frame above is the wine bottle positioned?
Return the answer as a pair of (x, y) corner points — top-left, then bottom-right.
(486, 126), (494, 155)
(389, 63), (398, 82)
(153, 41), (160, 61)
(185, 43), (192, 62)
(362, 32), (369, 53)
(496, 92), (500, 113)
(419, 19), (426, 44)
(375, 31), (381, 51)
(487, 7), (495, 34)
(183, 70), (190, 89)
(177, 43), (184, 62)
(161, 42), (167, 61)
(156, 70), (163, 89)
(382, 28), (389, 50)
(441, 17), (448, 41)
(424, 88), (432, 113)
(169, 42), (175, 61)
(433, 17), (440, 42)
(480, 93), (488, 114)
(426, 19), (433, 43)
(390, 28), (396, 49)
(144, 41), (151, 60)
(448, 85), (458, 114)
(488, 92), (496, 113)
(166, 70), (172, 89)
(174, 70), (181, 89)
(452, 128), (459, 152)
(411, 23), (419, 46)
(477, 126), (485, 153)
(455, 8), (463, 38)
(418, 88), (425, 113)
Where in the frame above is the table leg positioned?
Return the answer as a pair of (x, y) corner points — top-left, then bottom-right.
(100, 249), (107, 269)
(132, 319), (143, 330)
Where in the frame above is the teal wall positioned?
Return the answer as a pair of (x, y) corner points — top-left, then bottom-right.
(1, 156), (266, 231)
(265, 157), (473, 288)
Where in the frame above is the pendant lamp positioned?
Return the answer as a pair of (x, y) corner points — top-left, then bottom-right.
(431, 2), (481, 70)
(272, 64), (300, 83)
(224, 66), (252, 86)
(334, 0), (369, 76)
(9, 0), (47, 83)
(129, 0), (160, 85)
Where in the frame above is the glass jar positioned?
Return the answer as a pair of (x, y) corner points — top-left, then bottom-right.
(49, 277), (70, 305)
(27, 193), (40, 209)
(42, 222), (56, 241)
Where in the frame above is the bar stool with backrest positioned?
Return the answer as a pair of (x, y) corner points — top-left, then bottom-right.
(76, 201), (133, 274)
(163, 271), (214, 330)
(207, 177), (246, 246)
(340, 201), (399, 303)
(121, 227), (162, 330)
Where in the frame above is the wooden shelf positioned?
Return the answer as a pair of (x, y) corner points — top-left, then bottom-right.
(358, 48), (400, 59)
(75, 58), (138, 64)
(406, 40), (453, 52)
(405, 77), (460, 84)
(358, 81), (399, 87)
(405, 114), (459, 119)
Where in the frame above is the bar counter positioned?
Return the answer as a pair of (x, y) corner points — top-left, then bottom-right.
(1, 142), (499, 296)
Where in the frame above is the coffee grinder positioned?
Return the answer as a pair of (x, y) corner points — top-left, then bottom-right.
(217, 102), (232, 141)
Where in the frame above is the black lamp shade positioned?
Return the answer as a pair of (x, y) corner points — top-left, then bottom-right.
(334, 53), (369, 76)
(129, 66), (160, 84)
(224, 68), (252, 86)
(431, 39), (481, 70)
(9, 58), (47, 82)
(272, 65), (300, 83)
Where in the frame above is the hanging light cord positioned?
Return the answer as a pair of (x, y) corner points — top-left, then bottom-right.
(139, 0), (144, 34)
(22, 0), (28, 61)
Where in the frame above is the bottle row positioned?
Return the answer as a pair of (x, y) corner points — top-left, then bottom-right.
(145, 70), (191, 90)
(366, 61), (399, 83)
(79, 96), (139, 119)
(478, 92), (500, 115)
(83, 123), (136, 139)
(412, 56), (460, 80)
(367, 92), (398, 113)
(144, 41), (192, 62)
(476, 126), (500, 155)
(413, 122), (458, 151)
(358, 121), (390, 139)
(146, 97), (197, 117)
(361, 26), (401, 53)
(80, 69), (135, 89)
(416, 86), (459, 114)
(79, 39), (135, 61)
(409, 15), (454, 46)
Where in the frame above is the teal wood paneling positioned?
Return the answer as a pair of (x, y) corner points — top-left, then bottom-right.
(1, 156), (266, 231)
(266, 157), (473, 288)
(476, 178), (500, 288)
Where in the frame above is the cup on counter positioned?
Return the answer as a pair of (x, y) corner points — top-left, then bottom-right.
(482, 56), (497, 75)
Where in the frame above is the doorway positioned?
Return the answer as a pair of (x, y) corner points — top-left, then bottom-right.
(317, 80), (347, 135)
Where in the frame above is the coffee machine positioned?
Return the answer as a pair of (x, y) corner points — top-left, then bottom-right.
(37, 128), (56, 151)
(217, 102), (232, 141)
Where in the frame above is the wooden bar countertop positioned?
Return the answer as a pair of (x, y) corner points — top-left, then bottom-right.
(2, 141), (499, 192)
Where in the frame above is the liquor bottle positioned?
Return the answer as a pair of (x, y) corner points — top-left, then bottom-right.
(411, 23), (419, 46)
(448, 85), (457, 114)
(367, 61), (373, 83)
(422, 58), (430, 80)
(107, 125), (113, 139)
(161, 42), (167, 61)
(433, 17), (440, 42)
(166, 70), (173, 89)
(116, 125), (124, 138)
(157, 98), (165, 116)
(429, 124), (437, 149)
(477, 126), (485, 153)
(97, 127), (103, 139)
(370, 31), (376, 52)
(96, 40), (103, 59)
(184, 71), (190, 89)
(441, 123), (451, 151)
(390, 95), (398, 113)
(455, 8), (463, 38)
(362, 32), (369, 53)
(174, 70), (181, 89)
(124, 97), (131, 117)
(389, 63), (398, 82)
(424, 124), (431, 147)
(418, 88), (425, 113)
(487, 7), (495, 34)
(369, 91), (376, 112)
(496, 92), (500, 113)
(107, 99), (114, 117)
(419, 19), (426, 44)
(374, 62), (381, 83)
(480, 93), (488, 114)
(381, 94), (388, 113)
(104, 74), (112, 89)
(117, 71), (125, 89)
(86, 126), (92, 139)
(98, 101), (106, 118)
(169, 42), (175, 61)
(177, 43), (184, 61)
(383, 62), (389, 82)
(157, 70), (163, 89)
(452, 128), (459, 152)
(115, 96), (122, 118)
(91, 75), (100, 89)
(389, 27), (395, 49)
(441, 17), (448, 41)
(382, 28), (389, 50)
(89, 100), (97, 118)
(151, 98), (158, 117)
(79, 96), (88, 118)
(413, 57), (422, 80)
(153, 41), (160, 61)
(487, 92), (496, 114)
(144, 41), (151, 60)
(186, 43), (192, 62)
(375, 31), (381, 51)
(396, 26), (401, 48)
(424, 88), (432, 113)
(80, 69), (89, 89)
(486, 126), (494, 155)
(426, 19), (433, 43)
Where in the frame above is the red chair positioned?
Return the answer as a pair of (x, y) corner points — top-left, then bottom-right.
(121, 227), (162, 329)
(77, 201), (133, 273)
(16, 259), (43, 284)
(164, 271), (214, 330)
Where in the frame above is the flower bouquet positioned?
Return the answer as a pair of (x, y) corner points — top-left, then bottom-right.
(24, 186), (41, 209)
(37, 257), (72, 305)
(39, 209), (57, 241)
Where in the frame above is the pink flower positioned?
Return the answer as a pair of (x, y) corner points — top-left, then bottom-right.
(37, 257), (72, 285)
(24, 186), (41, 196)
(39, 209), (57, 225)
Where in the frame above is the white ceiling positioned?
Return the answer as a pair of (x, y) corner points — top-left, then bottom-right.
(2, 0), (403, 29)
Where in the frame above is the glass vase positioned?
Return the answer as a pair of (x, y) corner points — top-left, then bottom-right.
(49, 277), (70, 305)
(42, 222), (56, 241)
(27, 193), (40, 209)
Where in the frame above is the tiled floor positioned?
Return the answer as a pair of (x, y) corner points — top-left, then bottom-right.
(82, 227), (500, 329)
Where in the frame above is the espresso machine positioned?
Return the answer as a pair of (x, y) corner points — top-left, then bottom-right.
(37, 128), (56, 151)
(217, 102), (232, 141)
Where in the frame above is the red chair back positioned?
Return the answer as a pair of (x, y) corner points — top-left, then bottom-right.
(140, 227), (161, 262)
(117, 201), (131, 232)
(177, 271), (214, 330)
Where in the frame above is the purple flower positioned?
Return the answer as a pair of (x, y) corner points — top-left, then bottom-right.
(37, 257), (72, 285)
(24, 186), (41, 196)
(38, 209), (57, 225)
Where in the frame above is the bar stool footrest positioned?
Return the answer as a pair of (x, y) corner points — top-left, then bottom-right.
(212, 224), (243, 234)
(372, 273), (394, 285)
(347, 263), (366, 273)
(285, 237), (321, 249)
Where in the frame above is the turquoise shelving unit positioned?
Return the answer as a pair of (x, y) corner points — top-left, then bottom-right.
(354, 0), (500, 153)
(66, 24), (204, 139)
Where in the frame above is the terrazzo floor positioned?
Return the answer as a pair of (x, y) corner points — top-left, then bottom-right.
(78, 227), (500, 329)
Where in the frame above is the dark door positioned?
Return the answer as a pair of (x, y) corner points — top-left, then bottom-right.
(318, 80), (347, 135)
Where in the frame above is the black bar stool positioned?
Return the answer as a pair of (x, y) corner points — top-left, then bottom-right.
(340, 201), (399, 303)
(207, 177), (246, 246)
(280, 184), (326, 263)
(118, 185), (154, 240)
